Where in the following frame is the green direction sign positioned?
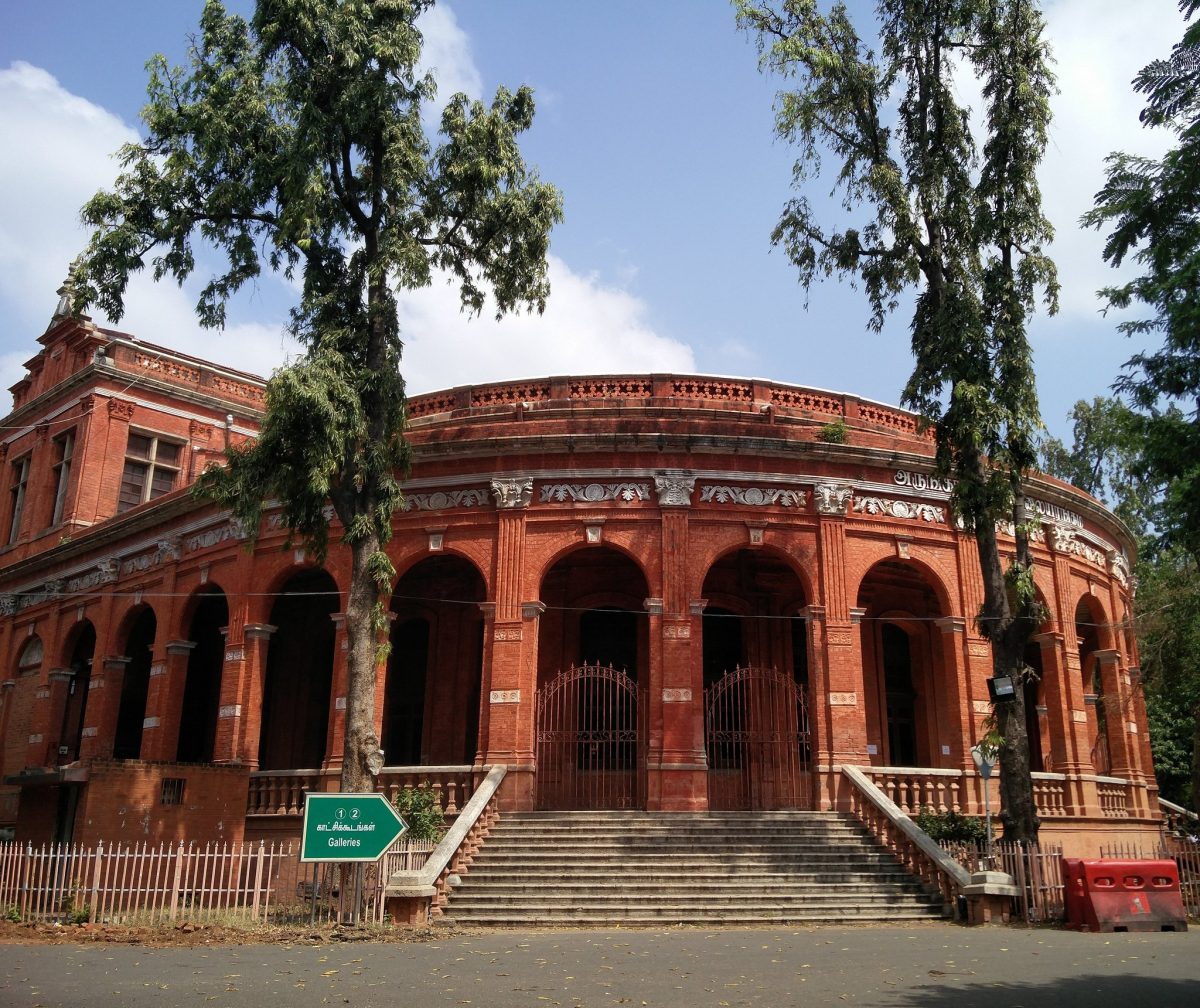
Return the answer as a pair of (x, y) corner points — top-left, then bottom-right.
(300, 793), (408, 862)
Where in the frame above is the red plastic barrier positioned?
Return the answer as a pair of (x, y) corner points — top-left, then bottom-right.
(1062, 857), (1188, 932)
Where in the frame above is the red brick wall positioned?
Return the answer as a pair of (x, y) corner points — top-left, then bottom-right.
(71, 760), (249, 846)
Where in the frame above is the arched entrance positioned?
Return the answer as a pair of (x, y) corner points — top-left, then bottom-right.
(259, 569), (337, 770)
(176, 587), (228, 763)
(700, 549), (811, 809)
(1076, 595), (1114, 774)
(385, 555), (486, 766)
(535, 548), (649, 809)
(114, 608), (156, 759)
(857, 560), (947, 767)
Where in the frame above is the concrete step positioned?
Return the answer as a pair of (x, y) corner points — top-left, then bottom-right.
(442, 810), (948, 926)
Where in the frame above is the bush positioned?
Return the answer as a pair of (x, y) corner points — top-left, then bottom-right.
(818, 419), (848, 444)
(913, 807), (988, 844)
(391, 784), (447, 842)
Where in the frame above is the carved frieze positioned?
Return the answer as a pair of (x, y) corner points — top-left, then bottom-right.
(490, 690), (520, 704)
(852, 496), (945, 523)
(813, 484), (854, 515)
(1049, 525), (1107, 567)
(403, 487), (490, 512)
(107, 398), (135, 420)
(699, 485), (806, 507)
(540, 483), (648, 504)
(186, 520), (248, 553)
(67, 557), (119, 593)
(492, 477), (533, 509)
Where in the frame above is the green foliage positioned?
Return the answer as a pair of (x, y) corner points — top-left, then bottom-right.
(818, 419), (847, 443)
(3, 905), (19, 923)
(1134, 547), (1200, 809)
(391, 784), (447, 842)
(914, 807), (988, 845)
(1083, 1), (1200, 562)
(73, 0), (560, 793)
(738, 0), (1056, 841)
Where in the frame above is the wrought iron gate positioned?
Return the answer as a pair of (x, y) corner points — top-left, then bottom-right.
(536, 664), (645, 810)
(705, 666), (812, 810)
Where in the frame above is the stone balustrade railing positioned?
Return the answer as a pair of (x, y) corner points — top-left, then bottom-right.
(862, 766), (1131, 821)
(1095, 776), (1132, 818)
(383, 765), (507, 924)
(247, 765), (482, 818)
(863, 767), (966, 814)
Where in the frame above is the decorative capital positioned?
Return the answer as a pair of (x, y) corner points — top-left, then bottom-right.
(520, 601), (546, 621)
(491, 477), (533, 509)
(643, 597), (665, 616)
(654, 471), (695, 507)
(813, 483), (853, 515)
(107, 397), (135, 420)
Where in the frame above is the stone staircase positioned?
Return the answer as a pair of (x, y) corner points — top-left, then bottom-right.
(441, 810), (948, 926)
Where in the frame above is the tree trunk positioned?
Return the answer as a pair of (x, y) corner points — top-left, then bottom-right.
(340, 530), (384, 794)
(968, 453), (1040, 841)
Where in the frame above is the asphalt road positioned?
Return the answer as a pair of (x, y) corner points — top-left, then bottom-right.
(2, 923), (1197, 1008)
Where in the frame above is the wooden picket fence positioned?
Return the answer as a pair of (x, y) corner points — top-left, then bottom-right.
(941, 840), (1065, 923)
(1100, 839), (1200, 918)
(0, 837), (435, 927)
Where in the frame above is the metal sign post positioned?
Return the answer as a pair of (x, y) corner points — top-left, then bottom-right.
(301, 793), (408, 926)
(971, 744), (997, 867)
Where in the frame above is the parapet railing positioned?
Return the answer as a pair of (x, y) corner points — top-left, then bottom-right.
(383, 764), (507, 922)
(862, 766), (1124, 820)
(842, 764), (974, 912)
(247, 765), (480, 818)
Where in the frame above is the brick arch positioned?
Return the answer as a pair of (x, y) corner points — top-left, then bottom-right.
(245, 560), (344, 625)
(532, 536), (654, 602)
(176, 581), (229, 636)
(537, 546), (651, 684)
(697, 542), (815, 613)
(849, 550), (954, 621)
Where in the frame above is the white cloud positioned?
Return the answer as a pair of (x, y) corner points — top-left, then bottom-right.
(0, 59), (691, 403)
(397, 256), (695, 394)
(0, 61), (302, 394)
(416, 3), (482, 115)
(1040, 0), (1185, 318)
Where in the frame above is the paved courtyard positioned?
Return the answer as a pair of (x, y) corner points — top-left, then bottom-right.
(2, 923), (1197, 1008)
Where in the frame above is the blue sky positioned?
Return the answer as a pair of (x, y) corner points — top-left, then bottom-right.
(0, 1), (1188, 440)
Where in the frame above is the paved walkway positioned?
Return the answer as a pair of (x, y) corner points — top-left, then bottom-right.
(2, 923), (1197, 1008)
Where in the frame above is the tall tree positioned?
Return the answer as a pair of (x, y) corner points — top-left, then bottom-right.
(1038, 397), (1157, 540)
(1083, 0), (1200, 564)
(737, 0), (1057, 839)
(1084, 1), (1200, 810)
(73, 0), (562, 793)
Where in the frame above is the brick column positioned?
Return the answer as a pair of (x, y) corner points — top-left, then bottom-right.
(29, 668), (72, 768)
(235, 623), (275, 769)
(323, 613), (349, 775)
(812, 486), (869, 799)
(139, 644), (188, 762)
(647, 485), (706, 812)
(1033, 632), (1076, 775)
(934, 617), (975, 769)
(1096, 649), (1136, 780)
(480, 479), (537, 808)
(78, 655), (130, 760)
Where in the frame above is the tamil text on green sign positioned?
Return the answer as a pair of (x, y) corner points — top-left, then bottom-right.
(300, 793), (408, 862)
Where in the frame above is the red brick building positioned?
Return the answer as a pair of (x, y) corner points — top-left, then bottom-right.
(0, 303), (1160, 855)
